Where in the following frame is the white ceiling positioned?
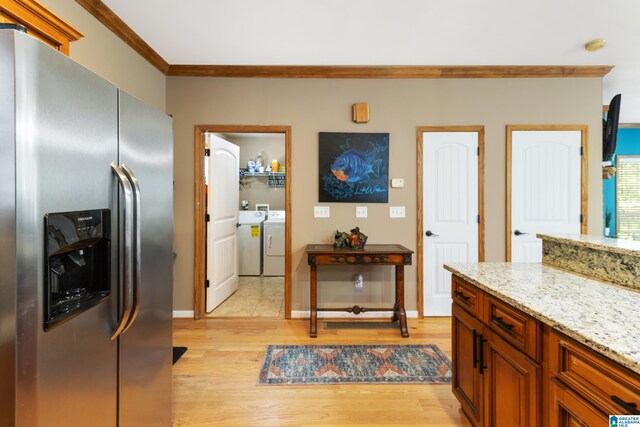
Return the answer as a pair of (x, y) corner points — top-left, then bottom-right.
(103, 0), (640, 122)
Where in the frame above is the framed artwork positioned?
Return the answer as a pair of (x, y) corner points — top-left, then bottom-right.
(319, 132), (389, 203)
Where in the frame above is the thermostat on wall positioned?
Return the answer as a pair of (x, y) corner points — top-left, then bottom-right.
(391, 178), (404, 188)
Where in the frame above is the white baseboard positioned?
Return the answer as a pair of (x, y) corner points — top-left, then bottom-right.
(173, 310), (195, 318)
(291, 310), (418, 319)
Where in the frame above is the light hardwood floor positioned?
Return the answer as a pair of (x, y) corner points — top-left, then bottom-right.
(172, 317), (470, 426)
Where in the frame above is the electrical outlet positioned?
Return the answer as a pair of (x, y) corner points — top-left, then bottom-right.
(355, 206), (367, 218)
(354, 273), (363, 290)
(389, 206), (405, 218)
(314, 206), (330, 218)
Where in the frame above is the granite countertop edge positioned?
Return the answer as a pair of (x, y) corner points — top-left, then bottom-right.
(538, 233), (640, 257)
(444, 263), (640, 376)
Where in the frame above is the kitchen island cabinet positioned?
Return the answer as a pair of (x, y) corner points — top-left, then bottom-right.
(447, 234), (640, 426)
(452, 278), (541, 426)
(548, 328), (640, 424)
(450, 273), (640, 425)
(452, 302), (484, 425)
(482, 326), (540, 426)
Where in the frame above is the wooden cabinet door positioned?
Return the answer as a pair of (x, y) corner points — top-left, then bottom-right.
(452, 303), (484, 426)
(483, 328), (540, 426)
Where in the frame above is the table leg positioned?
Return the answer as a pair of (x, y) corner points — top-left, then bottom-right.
(310, 264), (318, 337)
(395, 265), (409, 337)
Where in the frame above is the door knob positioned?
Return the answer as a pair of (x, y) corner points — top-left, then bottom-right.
(514, 229), (528, 236)
(425, 230), (439, 237)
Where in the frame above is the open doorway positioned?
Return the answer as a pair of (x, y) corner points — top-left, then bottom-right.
(194, 125), (292, 320)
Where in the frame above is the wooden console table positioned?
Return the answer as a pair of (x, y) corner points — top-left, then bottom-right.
(305, 244), (413, 338)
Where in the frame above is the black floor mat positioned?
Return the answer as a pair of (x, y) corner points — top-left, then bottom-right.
(172, 346), (188, 365)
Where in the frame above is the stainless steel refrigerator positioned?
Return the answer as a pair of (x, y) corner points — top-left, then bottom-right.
(0, 28), (173, 426)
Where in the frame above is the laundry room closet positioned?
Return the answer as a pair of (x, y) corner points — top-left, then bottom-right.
(206, 132), (286, 318)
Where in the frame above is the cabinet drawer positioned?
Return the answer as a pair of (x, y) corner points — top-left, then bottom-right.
(452, 277), (482, 318)
(550, 331), (640, 416)
(551, 378), (608, 426)
(484, 295), (542, 361)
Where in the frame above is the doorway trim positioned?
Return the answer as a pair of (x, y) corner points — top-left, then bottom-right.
(194, 125), (292, 320)
(416, 126), (485, 318)
(505, 125), (588, 261)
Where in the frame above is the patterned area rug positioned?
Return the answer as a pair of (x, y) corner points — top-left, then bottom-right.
(258, 344), (452, 385)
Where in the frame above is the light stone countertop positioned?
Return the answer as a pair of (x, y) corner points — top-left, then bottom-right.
(538, 233), (640, 257)
(444, 262), (640, 376)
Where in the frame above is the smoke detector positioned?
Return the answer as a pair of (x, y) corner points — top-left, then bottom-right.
(585, 39), (606, 52)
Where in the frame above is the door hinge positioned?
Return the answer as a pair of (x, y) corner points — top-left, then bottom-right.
(205, 213), (210, 222)
(205, 280), (210, 288)
(477, 214), (480, 224)
(580, 146), (584, 156)
(205, 148), (210, 157)
(580, 214), (584, 223)
(477, 146), (480, 156)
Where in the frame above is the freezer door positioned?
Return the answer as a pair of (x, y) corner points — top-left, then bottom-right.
(12, 31), (119, 426)
(117, 90), (173, 427)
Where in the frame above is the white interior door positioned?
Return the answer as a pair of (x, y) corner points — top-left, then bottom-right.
(206, 134), (240, 312)
(511, 130), (582, 262)
(423, 132), (479, 316)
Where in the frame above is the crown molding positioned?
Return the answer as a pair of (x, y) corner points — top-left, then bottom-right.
(74, 0), (169, 74)
(5, 0), (83, 40)
(166, 64), (614, 79)
(1, 0), (83, 54)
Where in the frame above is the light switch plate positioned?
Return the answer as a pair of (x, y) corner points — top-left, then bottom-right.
(314, 206), (330, 218)
(356, 206), (367, 218)
(390, 206), (405, 218)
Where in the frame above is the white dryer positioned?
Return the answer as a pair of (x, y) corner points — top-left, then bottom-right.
(263, 210), (285, 276)
(237, 210), (266, 275)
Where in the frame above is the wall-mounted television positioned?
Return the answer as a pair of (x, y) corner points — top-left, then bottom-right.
(603, 94), (621, 164)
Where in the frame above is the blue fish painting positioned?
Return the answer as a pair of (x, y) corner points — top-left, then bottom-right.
(331, 151), (382, 183)
(319, 132), (389, 203)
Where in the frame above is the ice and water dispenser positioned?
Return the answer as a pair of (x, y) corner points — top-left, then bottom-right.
(44, 209), (111, 329)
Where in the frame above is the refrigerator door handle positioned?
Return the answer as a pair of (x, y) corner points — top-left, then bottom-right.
(111, 162), (135, 340)
(121, 164), (141, 333)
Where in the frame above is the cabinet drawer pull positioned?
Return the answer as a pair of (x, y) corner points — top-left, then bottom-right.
(454, 290), (470, 302)
(611, 395), (640, 415)
(478, 335), (487, 375)
(472, 329), (478, 368)
(491, 315), (516, 335)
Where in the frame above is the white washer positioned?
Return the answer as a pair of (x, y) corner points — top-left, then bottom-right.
(263, 210), (285, 276)
(237, 210), (266, 275)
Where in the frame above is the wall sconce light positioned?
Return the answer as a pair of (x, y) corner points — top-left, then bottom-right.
(352, 103), (369, 123)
